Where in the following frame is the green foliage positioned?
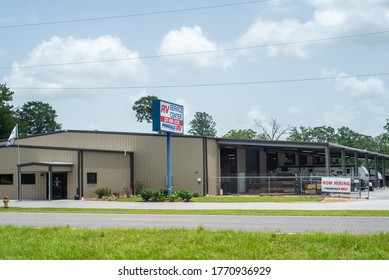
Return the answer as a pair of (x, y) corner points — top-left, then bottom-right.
(188, 112), (217, 137)
(150, 189), (167, 202)
(133, 179), (145, 196)
(139, 188), (194, 202)
(1, 226), (388, 259)
(288, 124), (389, 155)
(0, 84), (16, 139)
(140, 188), (153, 201)
(16, 101), (62, 136)
(94, 188), (112, 199)
(222, 129), (259, 139)
(132, 95), (158, 123)
(177, 189), (193, 202)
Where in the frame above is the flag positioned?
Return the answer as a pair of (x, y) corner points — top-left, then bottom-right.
(6, 124), (18, 147)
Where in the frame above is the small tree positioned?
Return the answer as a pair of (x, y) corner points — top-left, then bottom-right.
(255, 118), (290, 140)
(222, 129), (259, 140)
(188, 112), (217, 137)
(16, 101), (62, 136)
(0, 84), (16, 139)
(132, 95), (158, 123)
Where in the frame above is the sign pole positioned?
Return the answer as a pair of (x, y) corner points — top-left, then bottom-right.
(152, 99), (184, 201)
(167, 132), (172, 199)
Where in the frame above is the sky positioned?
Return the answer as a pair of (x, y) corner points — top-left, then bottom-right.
(1, 0), (389, 138)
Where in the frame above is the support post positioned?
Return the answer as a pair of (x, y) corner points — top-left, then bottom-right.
(17, 164), (21, 201)
(48, 166), (52, 201)
(167, 132), (172, 199)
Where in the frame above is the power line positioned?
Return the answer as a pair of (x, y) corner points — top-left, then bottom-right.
(0, 0), (269, 29)
(9, 71), (389, 90)
(1, 30), (388, 70)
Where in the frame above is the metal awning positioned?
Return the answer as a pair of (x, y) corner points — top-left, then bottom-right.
(18, 161), (74, 168)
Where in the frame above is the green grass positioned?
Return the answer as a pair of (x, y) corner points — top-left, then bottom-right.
(1, 207), (389, 216)
(0, 226), (387, 260)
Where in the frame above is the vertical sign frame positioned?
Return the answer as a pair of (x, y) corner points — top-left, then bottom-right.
(152, 100), (184, 199)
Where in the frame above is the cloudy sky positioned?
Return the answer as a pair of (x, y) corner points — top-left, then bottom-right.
(1, 0), (388, 137)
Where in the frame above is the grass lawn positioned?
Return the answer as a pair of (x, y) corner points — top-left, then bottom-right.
(0, 226), (388, 260)
(2, 195), (387, 260)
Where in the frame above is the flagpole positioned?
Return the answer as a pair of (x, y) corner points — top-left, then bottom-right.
(17, 136), (21, 201)
(6, 124), (21, 200)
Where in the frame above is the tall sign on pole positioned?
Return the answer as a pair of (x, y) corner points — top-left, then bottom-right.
(152, 100), (184, 199)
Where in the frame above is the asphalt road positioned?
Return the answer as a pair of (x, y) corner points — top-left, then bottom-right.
(1, 212), (389, 233)
(2, 188), (389, 233)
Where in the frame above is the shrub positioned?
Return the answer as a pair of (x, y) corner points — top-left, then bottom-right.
(94, 187), (111, 199)
(133, 179), (145, 196)
(177, 189), (193, 202)
(169, 191), (180, 202)
(121, 186), (132, 197)
(140, 188), (153, 201)
(151, 189), (167, 202)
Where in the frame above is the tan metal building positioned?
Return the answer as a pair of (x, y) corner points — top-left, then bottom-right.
(1, 130), (388, 200)
(0, 130), (219, 200)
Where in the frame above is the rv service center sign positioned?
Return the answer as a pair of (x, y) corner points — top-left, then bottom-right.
(152, 100), (184, 134)
(321, 177), (351, 193)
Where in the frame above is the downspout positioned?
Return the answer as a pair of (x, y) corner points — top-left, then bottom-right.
(202, 138), (209, 196)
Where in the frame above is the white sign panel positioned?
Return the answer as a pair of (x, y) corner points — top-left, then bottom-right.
(152, 100), (184, 134)
(321, 177), (351, 193)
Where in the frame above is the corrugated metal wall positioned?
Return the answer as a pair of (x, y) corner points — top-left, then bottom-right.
(1, 131), (209, 198)
(83, 151), (131, 197)
(0, 146), (78, 199)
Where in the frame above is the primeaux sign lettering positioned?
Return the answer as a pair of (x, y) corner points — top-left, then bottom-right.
(321, 177), (351, 193)
(152, 100), (184, 134)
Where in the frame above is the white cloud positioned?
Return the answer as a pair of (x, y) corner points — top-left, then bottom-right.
(321, 68), (388, 99)
(3, 35), (148, 98)
(237, 0), (389, 58)
(287, 106), (303, 116)
(158, 26), (234, 70)
(247, 106), (267, 125)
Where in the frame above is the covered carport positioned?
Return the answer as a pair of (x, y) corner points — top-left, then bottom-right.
(217, 139), (389, 194)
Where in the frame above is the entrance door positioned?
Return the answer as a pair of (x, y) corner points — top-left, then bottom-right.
(48, 173), (68, 199)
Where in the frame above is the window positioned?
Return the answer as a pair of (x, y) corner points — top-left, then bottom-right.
(0, 174), (13, 185)
(22, 174), (36, 184)
(87, 172), (97, 184)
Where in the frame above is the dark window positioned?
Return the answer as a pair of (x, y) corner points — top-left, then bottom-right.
(87, 172), (97, 184)
(0, 174), (13, 185)
(299, 155), (308, 165)
(246, 149), (259, 175)
(22, 174), (36, 184)
(284, 153), (296, 165)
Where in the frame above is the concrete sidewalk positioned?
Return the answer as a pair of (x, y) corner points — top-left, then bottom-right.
(6, 188), (389, 211)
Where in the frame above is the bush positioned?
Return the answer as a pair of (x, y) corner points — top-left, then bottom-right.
(133, 179), (145, 196)
(140, 188), (194, 202)
(177, 189), (193, 202)
(121, 186), (132, 197)
(151, 189), (167, 202)
(140, 188), (153, 201)
(94, 188), (111, 199)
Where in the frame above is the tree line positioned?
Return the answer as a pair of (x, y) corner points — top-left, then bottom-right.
(133, 95), (389, 155)
(0, 84), (61, 139)
(1, 88), (388, 156)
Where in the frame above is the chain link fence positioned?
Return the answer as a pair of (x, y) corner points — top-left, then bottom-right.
(209, 175), (371, 198)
